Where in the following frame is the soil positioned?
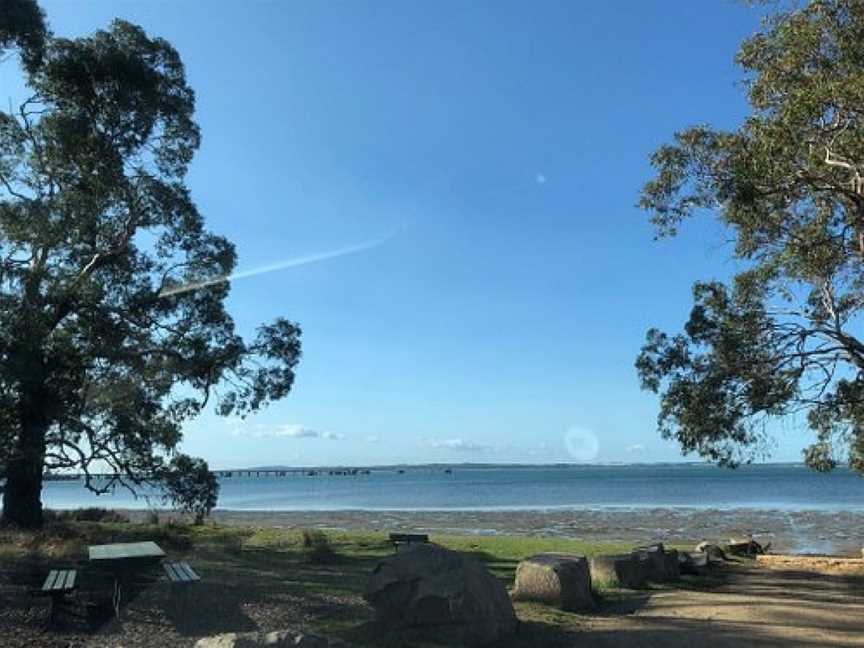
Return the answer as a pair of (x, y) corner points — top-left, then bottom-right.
(573, 560), (864, 647)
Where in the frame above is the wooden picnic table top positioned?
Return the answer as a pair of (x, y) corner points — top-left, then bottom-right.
(88, 541), (166, 562)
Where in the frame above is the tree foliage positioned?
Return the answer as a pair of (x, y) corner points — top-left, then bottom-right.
(0, 0), (47, 73)
(637, 0), (864, 472)
(0, 9), (301, 527)
(160, 454), (218, 524)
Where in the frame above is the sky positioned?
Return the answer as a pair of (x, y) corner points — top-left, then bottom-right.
(3, 1), (816, 468)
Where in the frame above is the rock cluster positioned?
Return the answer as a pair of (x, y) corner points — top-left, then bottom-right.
(194, 630), (350, 648)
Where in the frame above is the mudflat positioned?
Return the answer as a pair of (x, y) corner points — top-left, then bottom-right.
(183, 507), (864, 555)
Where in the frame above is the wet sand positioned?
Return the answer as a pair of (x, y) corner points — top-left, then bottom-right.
(131, 507), (864, 555)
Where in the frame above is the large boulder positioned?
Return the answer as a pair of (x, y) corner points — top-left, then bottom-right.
(364, 543), (518, 646)
(589, 554), (649, 589)
(511, 553), (595, 611)
(631, 544), (680, 582)
(194, 630), (350, 648)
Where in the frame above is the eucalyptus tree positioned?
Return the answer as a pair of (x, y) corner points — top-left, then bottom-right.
(637, 0), (864, 473)
(0, 0), (46, 73)
(0, 10), (301, 527)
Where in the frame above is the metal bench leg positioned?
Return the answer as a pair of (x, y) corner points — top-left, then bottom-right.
(112, 577), (122, 619)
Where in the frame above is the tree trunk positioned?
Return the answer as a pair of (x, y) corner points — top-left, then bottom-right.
(1, 399), (49, 529)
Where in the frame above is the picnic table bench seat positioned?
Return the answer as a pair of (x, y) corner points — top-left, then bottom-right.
(38, 569), (77, 624)
(163, 561), (200, 584)
(162, 561), (200, 615)
(42, 569), (77, 593)
(389, 533), (430, 550)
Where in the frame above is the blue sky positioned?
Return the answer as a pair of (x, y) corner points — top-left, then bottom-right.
(8, 1), (814, 468)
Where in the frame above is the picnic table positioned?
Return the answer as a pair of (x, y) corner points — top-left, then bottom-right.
(88, 541), (166, 617)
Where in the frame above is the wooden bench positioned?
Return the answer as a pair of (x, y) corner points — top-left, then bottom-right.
(163, 562), (200, 614)
(389, 533), (430, 550)
(39, 569), (77, 624)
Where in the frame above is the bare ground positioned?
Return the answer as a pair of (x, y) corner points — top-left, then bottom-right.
(574, 561), (864, 647)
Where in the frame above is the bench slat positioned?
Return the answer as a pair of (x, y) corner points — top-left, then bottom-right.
(174, 563), (189, 582)
(174, 562), (188, 581)
(42, 570), (59, 591)
(164, 561), (200, 583)
(177, 562), (200, 582)
(163, 562), (179, 581)
(42, 569), (76, 592)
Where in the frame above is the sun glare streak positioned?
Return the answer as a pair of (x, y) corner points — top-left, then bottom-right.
(159, 230), (398, 298)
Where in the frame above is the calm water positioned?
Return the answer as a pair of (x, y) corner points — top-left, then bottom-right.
(38, 463), (864, 512)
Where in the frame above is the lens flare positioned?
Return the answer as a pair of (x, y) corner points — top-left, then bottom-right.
(565, 425), (600, 462)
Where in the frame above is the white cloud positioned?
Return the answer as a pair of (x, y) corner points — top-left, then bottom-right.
(364, 435), (381, 444)
(275, 424), (319, 438)
(231, 423), (345, 440)
(425, 437), (490, 452)
(625, 443), (646, 453)
(536, 172), (547, 185)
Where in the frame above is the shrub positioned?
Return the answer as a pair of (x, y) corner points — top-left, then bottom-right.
(161, 454), (219, 525)
(301, 529), (337, 564)
(302, 528), (326, 548)
(45, 508), (130, 523)
(144, 510), (160, 526)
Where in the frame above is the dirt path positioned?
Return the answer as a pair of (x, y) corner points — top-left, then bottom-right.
(580, 562), (864, 647)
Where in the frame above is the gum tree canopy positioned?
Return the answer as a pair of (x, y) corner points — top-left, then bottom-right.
(0, 1), (301, 527)
(636, 0), (864, 473)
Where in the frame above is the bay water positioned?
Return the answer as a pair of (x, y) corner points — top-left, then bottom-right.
(40, 463), (864, 512)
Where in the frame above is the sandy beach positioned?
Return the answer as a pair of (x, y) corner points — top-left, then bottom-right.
(125, 507), (864, 555)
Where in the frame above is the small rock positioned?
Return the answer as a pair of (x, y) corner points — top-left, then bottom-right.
(695, 542), (727, 562)
(195, 630), (349, 648)
(678, 551), (708, 575)
(726, 537), (765, 556)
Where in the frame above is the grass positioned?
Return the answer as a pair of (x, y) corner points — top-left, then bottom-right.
(0, 519), (645, 646)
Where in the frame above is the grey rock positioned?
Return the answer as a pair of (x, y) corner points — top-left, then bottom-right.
(589, 554), (649, 589)
(695, 542), (728, 562)
(364, 543), (518, 646)
(511, 553), (596, 611)
(726, 537), (765, 556)
(195, 630), (349, 648)
(678, 551), (709, 575)
(631, 544), (680, 582)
